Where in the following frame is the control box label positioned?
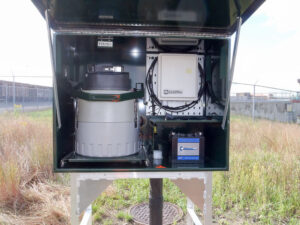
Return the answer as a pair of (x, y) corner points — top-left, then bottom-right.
(177, 138), (200, 160)
(97, 40), (113, 48)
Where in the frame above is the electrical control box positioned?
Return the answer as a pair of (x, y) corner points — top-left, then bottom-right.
(32, 0), (264, 172)
(158, 54), (199, 101)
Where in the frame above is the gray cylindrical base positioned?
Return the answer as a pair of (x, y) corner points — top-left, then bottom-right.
(76, 96), (138, 157)
(149, 178), (163, 225)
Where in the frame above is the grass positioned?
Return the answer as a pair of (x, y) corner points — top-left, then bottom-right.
(213, 116), (300, 224)
(0, 110), (70, 225)
(116, 211), (133, 222)
(0, 110), (299, 224)
(92, 179), (186, 224)
(92, 116), (300, 225)
(24, 109), (53, 120)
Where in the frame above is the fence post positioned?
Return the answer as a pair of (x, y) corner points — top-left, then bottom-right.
(36, 87), (39, 109)
(252, 84), (256, 120)
(22, 86), (25, 112)
(13, 76), (15, 109)
(5, 85), (8, 105)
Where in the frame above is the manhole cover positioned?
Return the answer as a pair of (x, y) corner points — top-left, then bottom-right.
(130, 202), (183, 225)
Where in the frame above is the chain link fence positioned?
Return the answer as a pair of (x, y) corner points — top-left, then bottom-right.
(231, 82), (300, 123)
(0, 77), (52, 113)
(1, 77), (300, 123)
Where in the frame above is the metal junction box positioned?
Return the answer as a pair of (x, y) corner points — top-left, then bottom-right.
(32, 0), (264, 172)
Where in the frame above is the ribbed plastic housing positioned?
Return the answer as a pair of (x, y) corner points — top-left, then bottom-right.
(75, 90), (138, 157)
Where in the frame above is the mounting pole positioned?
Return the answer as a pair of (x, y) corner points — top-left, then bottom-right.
(222, 17), (243, 129)
(45, 10), (62, 129)
(149, 178), (163, 225)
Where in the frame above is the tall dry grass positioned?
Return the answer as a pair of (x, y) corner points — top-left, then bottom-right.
(214, 116), (300, 224)
(0, 111), (299, 224)
(0, 111), (70, 225)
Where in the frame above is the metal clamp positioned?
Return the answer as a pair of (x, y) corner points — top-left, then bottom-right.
(73, 89), (144, 102)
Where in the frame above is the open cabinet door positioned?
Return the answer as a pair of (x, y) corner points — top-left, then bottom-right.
(32, 0), (264, 35)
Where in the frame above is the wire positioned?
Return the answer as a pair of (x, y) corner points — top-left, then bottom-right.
(206, 59), (225, 108)
(146, 57), (205, 113)
(149, 38), (225, 113)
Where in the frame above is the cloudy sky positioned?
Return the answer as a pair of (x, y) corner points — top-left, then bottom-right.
(234, 0), (300, 93)
(0, 0), (299, 92)
(0, 0), (51, 86)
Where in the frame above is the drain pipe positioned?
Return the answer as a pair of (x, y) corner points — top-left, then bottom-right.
(149, 178), (163, 225)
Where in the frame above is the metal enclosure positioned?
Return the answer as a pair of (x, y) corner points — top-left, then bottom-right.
(32, 0), (264, 172)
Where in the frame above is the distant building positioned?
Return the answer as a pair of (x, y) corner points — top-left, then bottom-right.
(235, 92), (275, 100)
(236, 92), (251, 98)
(252, 93), (270, 100)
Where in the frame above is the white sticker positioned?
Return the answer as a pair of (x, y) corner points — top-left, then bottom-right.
(97, 40), (113, 48)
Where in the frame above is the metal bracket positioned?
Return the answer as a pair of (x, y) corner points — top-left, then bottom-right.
(71, 172), (212, 225)
(221, 17), (243, 129)
(73, 89), (144, 102)
(53, 27), (230, 39)
(45, 10), (62, 129)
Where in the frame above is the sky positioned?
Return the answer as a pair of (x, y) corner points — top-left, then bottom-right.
(0, 0), (299, 92)
(234, 0), (300, 93)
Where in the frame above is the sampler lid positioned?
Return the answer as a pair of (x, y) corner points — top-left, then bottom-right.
(82, 71), (131, 91)
(32, 0), (264, 36)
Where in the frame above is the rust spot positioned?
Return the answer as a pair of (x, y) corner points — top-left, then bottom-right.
(112, 94), (121, 102)
(156, 165), (166, 169)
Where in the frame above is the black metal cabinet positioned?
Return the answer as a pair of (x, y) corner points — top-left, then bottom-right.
(31, 0), (264, 172)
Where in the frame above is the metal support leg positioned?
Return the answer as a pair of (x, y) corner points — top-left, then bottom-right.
(69, 173), (210, 225)
(71, 174), (80, 225)
(203, 172), (212, 225)
(80, 205), (92, 225)
(149, 178), (163, 225)
(187, 198), (202, 225)
(70, 173), (113, 225)
(172, 172), (212, 225)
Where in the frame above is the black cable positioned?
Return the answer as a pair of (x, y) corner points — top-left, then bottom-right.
(146, 57), (205, 113)
(206, 59), (225, 108)
(150, 38), (222, 110)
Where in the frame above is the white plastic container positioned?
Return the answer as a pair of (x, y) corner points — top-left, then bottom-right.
(75, 90), (138, 157)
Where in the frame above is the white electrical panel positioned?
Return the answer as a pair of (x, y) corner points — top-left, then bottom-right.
(145, 54), (205, 116)
(158, 54), (199, 101)
(145, 38), (205, 116)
